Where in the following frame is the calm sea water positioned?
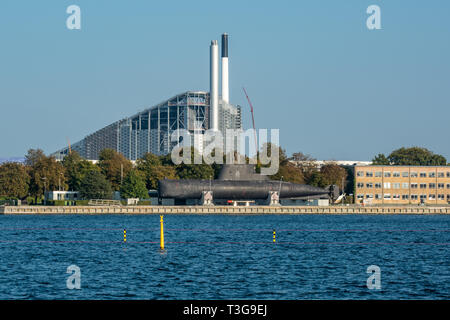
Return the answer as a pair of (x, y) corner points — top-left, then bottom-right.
(0, 214), (449, 300)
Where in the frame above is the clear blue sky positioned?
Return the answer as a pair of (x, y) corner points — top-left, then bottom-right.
(0, 0), (449, 161)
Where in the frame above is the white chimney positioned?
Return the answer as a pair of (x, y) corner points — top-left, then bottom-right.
(221, 33), (229, 104)
(210, 40), (219, 131)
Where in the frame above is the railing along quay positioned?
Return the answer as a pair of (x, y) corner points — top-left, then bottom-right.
(1, 205), (449, 215)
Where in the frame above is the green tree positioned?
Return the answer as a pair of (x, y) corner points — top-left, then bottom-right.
(320, 162), (348, 190)
(387, 147), (447, 166)
(307, 170), (325, 188)
(261, 143), (288, 166)
(0, 162), (30, 199)
(290, 152), (314, 162)
(176, 147), (215, 180)
(62, 151), (100, 191)
(26, 149), (67, 202)
(136, 153), (178, 190)
(138, 153), (161, 168)
(120, 170), (148, 199)
(25, 148), (46, 167)
(211, 163), (223, 180)
(79, 170), (112, 200)
(97, 149), (132, 191)
(275, 163), (305, 184)
(206, 149), (225, 179)
(290, 152), (319, 183)
(371, 153), (390, 165)
(258, 142), (288, 180)
(177, 162), (214, 180)
(147, 165), (178, 190)
(341, 165), (355, 195)
(159, 153), (175, 166)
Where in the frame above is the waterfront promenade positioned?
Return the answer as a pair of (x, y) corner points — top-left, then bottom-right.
(1, 205), (450, 215)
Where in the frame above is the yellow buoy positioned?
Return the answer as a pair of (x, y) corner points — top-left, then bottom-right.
(124, 229), (127, 242)
(273, 229), (276, 243)
(160, 215), (165, 251)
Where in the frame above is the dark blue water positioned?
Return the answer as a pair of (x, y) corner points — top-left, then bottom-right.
(0, 214), (449, 299)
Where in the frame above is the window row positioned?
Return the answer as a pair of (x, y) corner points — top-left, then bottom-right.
(357, 171), (450, 178)
(357, 183), (450, 189)
(357, 194), (450, 200)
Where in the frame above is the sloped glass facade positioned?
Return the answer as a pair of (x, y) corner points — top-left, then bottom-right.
(52, 91), (242, 160)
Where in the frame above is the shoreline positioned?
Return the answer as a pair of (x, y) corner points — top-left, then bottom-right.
(1, 205), (450, 215)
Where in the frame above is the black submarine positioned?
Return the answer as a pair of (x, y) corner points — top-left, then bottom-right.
(158, 164), (338, 204)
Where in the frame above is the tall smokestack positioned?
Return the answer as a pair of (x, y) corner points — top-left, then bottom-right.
(221, 33), (229, 104)
(210, 40), (219, 131)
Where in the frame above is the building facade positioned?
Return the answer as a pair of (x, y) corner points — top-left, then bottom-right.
(52, 33), (242, 161)
(355, 165), (450, 205)
(52, 91), (242, 160)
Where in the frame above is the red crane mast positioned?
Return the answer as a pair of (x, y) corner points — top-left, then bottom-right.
(242, 87), (258, 152)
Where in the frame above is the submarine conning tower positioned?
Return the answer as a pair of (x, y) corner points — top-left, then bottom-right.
(218, 164), (268, 181)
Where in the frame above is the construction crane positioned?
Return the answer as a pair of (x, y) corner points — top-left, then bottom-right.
(242, 87), (258, 153)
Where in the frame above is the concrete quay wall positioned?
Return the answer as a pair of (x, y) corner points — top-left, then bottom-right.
(1, 205), (450, 215)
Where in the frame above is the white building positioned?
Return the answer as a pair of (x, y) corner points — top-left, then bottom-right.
(45, 191), (79, 201)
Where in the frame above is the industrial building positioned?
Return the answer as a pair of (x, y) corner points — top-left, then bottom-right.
(354, 165), (450, 205)
(52, 34), (241, 160)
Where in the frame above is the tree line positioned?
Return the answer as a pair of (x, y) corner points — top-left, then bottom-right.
(0, 146), (349, 202)
(0, 146), (446, 202)
(371, 147), (448, 166)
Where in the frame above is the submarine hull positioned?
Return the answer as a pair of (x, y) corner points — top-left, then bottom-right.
(158, 179), (329, 200)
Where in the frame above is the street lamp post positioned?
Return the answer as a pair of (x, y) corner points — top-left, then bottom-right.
(58, 172), (64, 191)
(41, 177), (47, 205)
